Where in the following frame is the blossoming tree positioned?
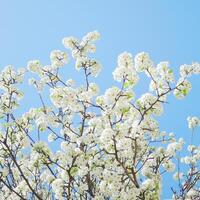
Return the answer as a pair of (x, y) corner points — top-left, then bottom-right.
(0, 31), (200, 200)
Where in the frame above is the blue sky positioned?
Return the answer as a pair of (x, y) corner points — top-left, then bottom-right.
(1, 0), (200, 198)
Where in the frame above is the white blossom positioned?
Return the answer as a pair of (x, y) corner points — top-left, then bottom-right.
(134, 52), (153, 72)
(187, 116), (200, 129)
(174, 78), (192, 99)
(50, 50), (68, 67)
(27, 60), (42, 73)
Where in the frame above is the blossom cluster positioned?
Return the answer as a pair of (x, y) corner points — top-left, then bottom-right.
(0, 31), (199, 200)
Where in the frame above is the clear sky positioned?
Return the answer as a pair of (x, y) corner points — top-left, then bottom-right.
(1, 0), (200, 198)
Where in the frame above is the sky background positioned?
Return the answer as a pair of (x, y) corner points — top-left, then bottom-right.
(1, 0), (200, 198)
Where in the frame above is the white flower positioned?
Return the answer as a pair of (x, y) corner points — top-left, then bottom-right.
(180, 63), (200, 78)
(188, 145), (196, 152)
(27, 60), (42, 73)
(33, 141), (50, 156)
(134, 52), (153, 72)
(88, 82), (99, 95)
(90, 60), (101, 77)
(137, 93), (163, 116)
(174, 78), (192, 99)
(77, 166), (88, 176)
(157, 61), (174, 82)
(50, 86), (77, 110)
(162, 160), (176, 172)
(187, 116), (200, 129)
(100, 128), (115, 143)
(104, 87), (119, 105)
(50, 50), (68, 67)
(51, 178), (64, 193)
(62, 36), (79, 50)
(60, 141), (68, 151)
(166, 142), (182, 156)
(82, 30), (100, 42)
(182, 156), (192, 164)
(185, 189), (198, 199)
(75, 58), (101, 76)
(117, 52), (134, 68)
(113, 52), (139, 87)
(192, 62), (200, 74)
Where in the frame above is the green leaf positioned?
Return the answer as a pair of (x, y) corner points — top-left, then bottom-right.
(121, 107), (130, 114)
(71, 167), (78, 176)
(124, 80), (134, 88)
(182, 89), (187, 96)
